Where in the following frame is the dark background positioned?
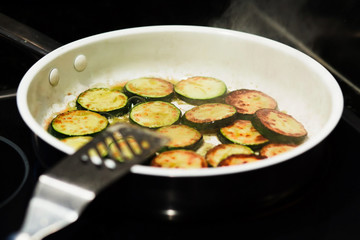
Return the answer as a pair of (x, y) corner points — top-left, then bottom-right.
(1, 0), (360, 239)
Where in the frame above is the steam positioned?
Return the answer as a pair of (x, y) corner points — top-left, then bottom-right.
(210, 0), (360, 94)
(210, 0), (319, 48)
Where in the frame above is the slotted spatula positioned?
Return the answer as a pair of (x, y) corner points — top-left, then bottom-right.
(10, 123), (168, 240)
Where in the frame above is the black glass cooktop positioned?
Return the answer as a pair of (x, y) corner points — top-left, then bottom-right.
(1, 0), (360, 239)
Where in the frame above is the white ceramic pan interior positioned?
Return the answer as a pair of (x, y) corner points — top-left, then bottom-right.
(16, 26), (343, 177)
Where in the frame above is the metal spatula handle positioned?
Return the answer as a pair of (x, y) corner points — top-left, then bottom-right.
(9, 123), (168, 240)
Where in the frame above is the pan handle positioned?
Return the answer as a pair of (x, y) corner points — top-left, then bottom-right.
(0, 13), (62, 57)
(0, 13), (62, 100)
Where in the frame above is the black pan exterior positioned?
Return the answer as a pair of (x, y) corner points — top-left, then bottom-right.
(33, 134), (327, 221)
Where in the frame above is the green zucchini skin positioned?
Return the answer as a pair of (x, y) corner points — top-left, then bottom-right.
(218, 119), (269, 150)
(156, 124), (203, 151)
(182, 103), (237, 131)
(49, 110), (109, 139)
(124, 77), (174, 102)
(76, 88), (129, 117)
(151, 149), (208, 169)
(129, 101), (181, 129)
(174, 76), (227, 105)
(225, 89), (277, 120)
(251, 109), (307, 144)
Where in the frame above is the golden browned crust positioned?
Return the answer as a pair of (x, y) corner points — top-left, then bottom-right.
(225, 89), (277, 115)
(220, 119), (268, 145)
(255, 109), (307, 137)
(151, 150), (207, 169)
(184, 103), (236, 123)
(205, 144), (254, 167)
(218, 154), (263, 166)
(260, 143), (297, 158)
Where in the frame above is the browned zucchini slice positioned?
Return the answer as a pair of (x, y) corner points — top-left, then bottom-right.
(218, 154), (263, 166)
(205, 144), (254, 167)
(124, 77), (174, 101)
(260, 143), (297, 158)
(108, 137), (143, 162)
(129, 101), (181, 129)
(76, 88), (128, 116)
(156, 124), (203, 151)
(251, 109), (307, 144)
(61, 136), (93, 149)
(151, 149), (208, 169)
(218, 119), (269, 150)
(225, 89), (277, 119)
(182, 103), (237, 131)
(50, 110), (109, 138)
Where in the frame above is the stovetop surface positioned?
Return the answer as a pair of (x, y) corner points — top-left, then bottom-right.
(1, 0), (360, 239)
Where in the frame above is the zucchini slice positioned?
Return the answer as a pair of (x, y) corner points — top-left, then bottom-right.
(218, 154), (263, 167)
(108, 137), (144, 162)
(156, 124), (203, 151)
(61, 136), (93, 149)
(151, 149), (208, 169)
(251, 109), (307, 144)
(260, 143), (297, 158)
(205, 144), (254, 167)
(50, 110), (109, 138)
(129, 101), (181, 129)
(76, 88), (128, 116)
(124, 77), (174, 101)
(174, 76), (227, 105)
(61, 136), (109, 160)
(182, 103), (237, 131)
(218, 120), (269, 150)
(225, 89), (277, 119)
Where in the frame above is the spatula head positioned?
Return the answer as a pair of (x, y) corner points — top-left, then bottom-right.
(46, 123), (169, 193)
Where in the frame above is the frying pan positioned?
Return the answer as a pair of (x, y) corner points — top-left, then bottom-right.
(0, 14), (343, 220)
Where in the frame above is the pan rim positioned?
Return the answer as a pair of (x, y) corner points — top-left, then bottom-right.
(16, 25), (344, 177)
